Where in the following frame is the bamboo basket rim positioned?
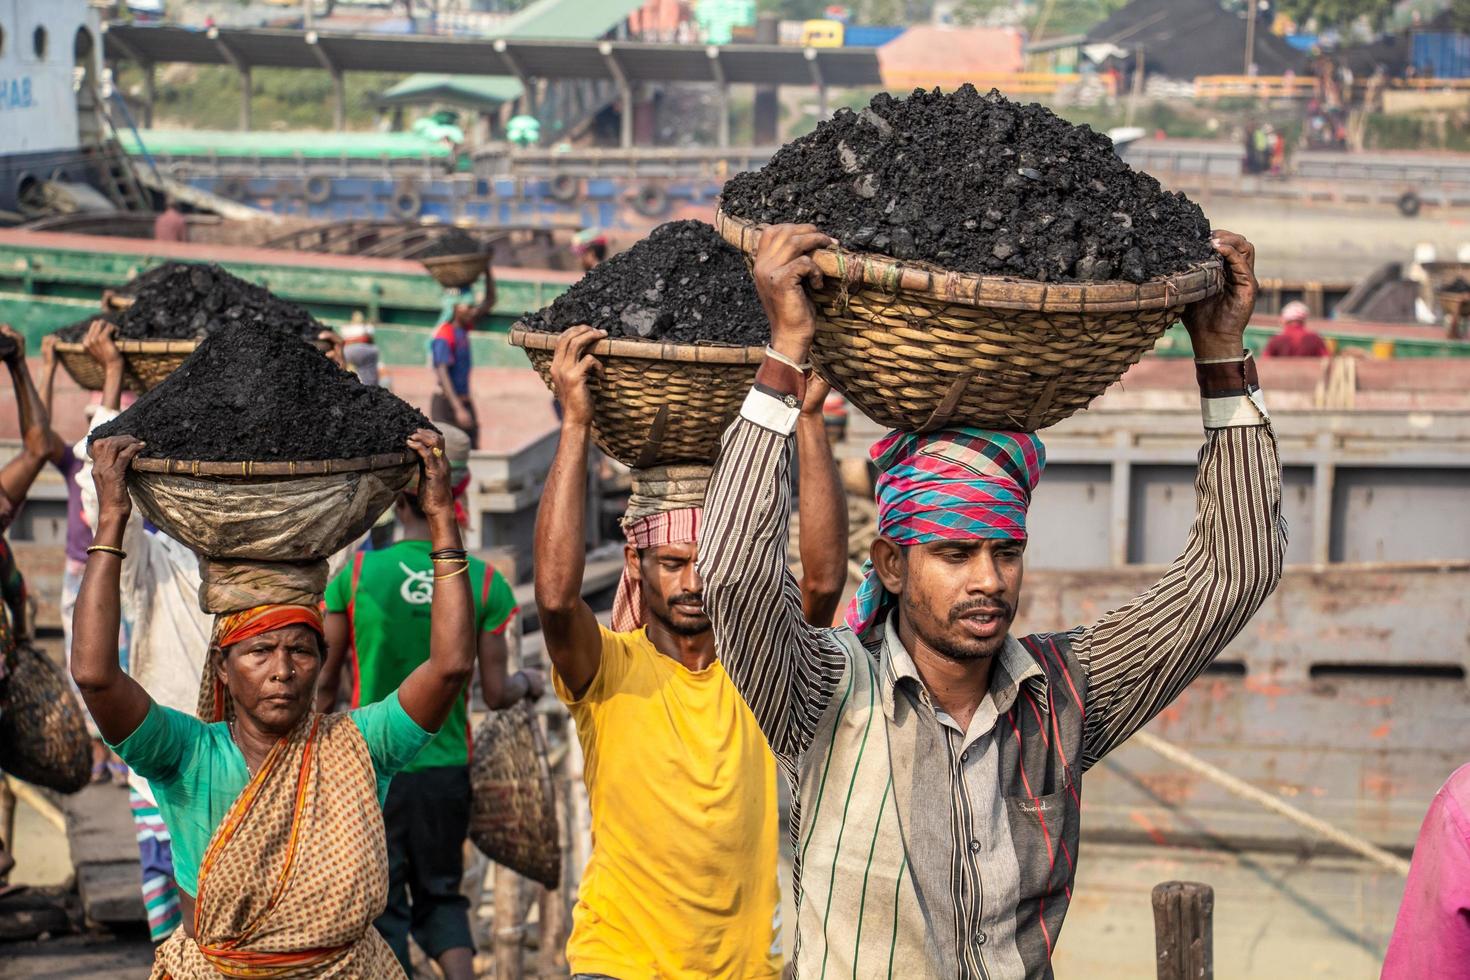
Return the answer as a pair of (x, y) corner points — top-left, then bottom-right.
(422, 251), (489, 268)
(508, 324), (765, 365)
(55, 339), (201, 354)
(713, 207), (1223, 314)
(128, 451), (416, 477)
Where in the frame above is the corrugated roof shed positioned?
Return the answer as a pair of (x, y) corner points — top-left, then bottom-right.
(384, 0), (648, 112)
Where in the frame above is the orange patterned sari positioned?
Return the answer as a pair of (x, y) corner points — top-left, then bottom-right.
(150, 713), (403, 979)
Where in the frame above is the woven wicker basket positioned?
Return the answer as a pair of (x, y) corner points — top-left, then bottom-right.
(509, 327), (762, 468)
(57, 335), (341, 394)
(469, 700), (560, 889)
(423, 253), (489, 289)
(0, 644), (91, 793)
(715, 209), (1223, 432)
(55, 339), (198, 393)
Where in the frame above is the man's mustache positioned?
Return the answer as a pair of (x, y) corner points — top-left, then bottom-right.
(949, 597), (1014, 623)
(668, 592), (705, 608)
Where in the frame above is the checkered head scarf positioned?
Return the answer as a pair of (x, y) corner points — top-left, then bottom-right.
(844, 427), (1046, 644)
(611, 465), (709, 633)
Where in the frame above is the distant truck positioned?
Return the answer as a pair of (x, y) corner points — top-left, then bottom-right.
(797, 19), (905, 47)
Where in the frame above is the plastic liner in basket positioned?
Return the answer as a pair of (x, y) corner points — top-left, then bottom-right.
(469, 700), (560, 889)
(126, 459), (415, 564)
(0, 644), (91, 793)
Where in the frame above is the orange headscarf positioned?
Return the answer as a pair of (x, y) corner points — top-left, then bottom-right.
(200, 605), (327, 723)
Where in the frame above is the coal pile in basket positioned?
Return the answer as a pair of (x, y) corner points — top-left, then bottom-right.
(519, 219), (768, 346)
(420, 227), (485, 258)
(92, 323), (430, 462)
(56, 262), (325, 342)
(719, 85), (1212, 284)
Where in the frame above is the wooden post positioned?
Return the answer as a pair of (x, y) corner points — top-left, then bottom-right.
(493, 864), (524, 979)
(1152, 881), (1213, 980)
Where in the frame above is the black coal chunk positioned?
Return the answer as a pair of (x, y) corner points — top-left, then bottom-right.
(420, 228), (485, 258)
(92, 324), (430, 462)
(519, 220), (769, 346)
(76, 263), (327, 342)
(720, 85), (1213, 283)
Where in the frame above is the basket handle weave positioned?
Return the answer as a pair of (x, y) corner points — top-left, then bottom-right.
(634, 404), (671, 470)
(919, 371), (976, 433)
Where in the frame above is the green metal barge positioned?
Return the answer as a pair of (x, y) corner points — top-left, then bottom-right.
(0, 229), (578, 368)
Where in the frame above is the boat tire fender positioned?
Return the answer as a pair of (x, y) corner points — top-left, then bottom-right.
(548, 174), (580, 202)
(304, 174), (333, 204)
(630, 183), (669, 218)
(392, 188), (423, 220)
(217, 176), (248, 201)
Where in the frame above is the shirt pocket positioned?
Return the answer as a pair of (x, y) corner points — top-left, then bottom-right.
(1004, 784), (1081, 901)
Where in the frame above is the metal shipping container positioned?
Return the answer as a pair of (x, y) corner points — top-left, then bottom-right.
(1412, 30), (1470, 79)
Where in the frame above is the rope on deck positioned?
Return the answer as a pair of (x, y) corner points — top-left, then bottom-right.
(1132, 730), (1412, 877)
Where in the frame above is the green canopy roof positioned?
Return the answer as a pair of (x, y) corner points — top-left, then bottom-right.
(496, 0), (647, 39)
(120, 128), (450, 159)
(383, 0), (647, 112)
(380, 74), (522, 110)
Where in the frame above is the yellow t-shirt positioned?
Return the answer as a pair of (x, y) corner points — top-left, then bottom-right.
(554, 626), (782, 979)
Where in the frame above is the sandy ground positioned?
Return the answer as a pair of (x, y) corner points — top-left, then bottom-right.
(1202, 198), (1470, 281)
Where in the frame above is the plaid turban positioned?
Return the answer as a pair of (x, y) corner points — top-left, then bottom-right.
(612, 509), (701, 633)
(844, 428), (1046, 644)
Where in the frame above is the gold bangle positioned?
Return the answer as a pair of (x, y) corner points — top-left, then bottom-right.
(433, 565), (468, 581)
(430, 556), (468, 564)
(86, 545), (127, 559)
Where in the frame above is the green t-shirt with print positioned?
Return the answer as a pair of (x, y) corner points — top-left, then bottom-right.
(324, 540), (517, 771)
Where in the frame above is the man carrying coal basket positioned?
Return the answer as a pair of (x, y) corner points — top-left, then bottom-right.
(697, 223), (1285, 978)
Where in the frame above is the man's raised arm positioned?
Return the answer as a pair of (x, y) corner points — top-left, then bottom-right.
(1070, 231), (1287, 767)
(794, 375), (849, 627)
(699, 225), (848, 762)
(533, 327), (605, 699)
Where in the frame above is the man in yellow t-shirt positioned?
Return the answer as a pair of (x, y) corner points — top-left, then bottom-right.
(535, 327), (848, 978)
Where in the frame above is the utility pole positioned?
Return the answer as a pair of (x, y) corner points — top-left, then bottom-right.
(1244, 0), (1258, 76)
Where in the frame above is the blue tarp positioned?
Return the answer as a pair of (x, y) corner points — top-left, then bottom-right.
(1413, 31), (1470, 78)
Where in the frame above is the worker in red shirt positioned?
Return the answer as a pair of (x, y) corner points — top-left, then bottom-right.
(1264, 301), (1331, 357)
(152, 197), (187, 243)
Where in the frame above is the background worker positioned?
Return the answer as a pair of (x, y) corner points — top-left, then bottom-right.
(41, 323), (133, 785)
(1382, 762), (1470, 979)
(571, 229), (609, 271)
(0, 321), (52, 895)
(1264, 300), (1331, 357)
(431, 269), (496, 448)
(152, 197), (187, 243)
(68, 321), (206, 943)
(534, 325), (847, 978)
(318, 424), (540, 980)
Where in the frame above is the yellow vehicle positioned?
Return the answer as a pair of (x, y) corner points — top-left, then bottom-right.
(800, 19), (844, 47)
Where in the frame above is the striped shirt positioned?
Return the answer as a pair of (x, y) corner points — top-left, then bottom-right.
(698, 354), (1286, 979)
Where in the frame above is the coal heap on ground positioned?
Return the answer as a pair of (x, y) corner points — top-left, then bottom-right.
(58, 263), (325, 342)
(93, 324), (430, 461)
(520, 220), (768, 346)
(720, 85), (1213, 283)
(421, 228), (484, 258)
